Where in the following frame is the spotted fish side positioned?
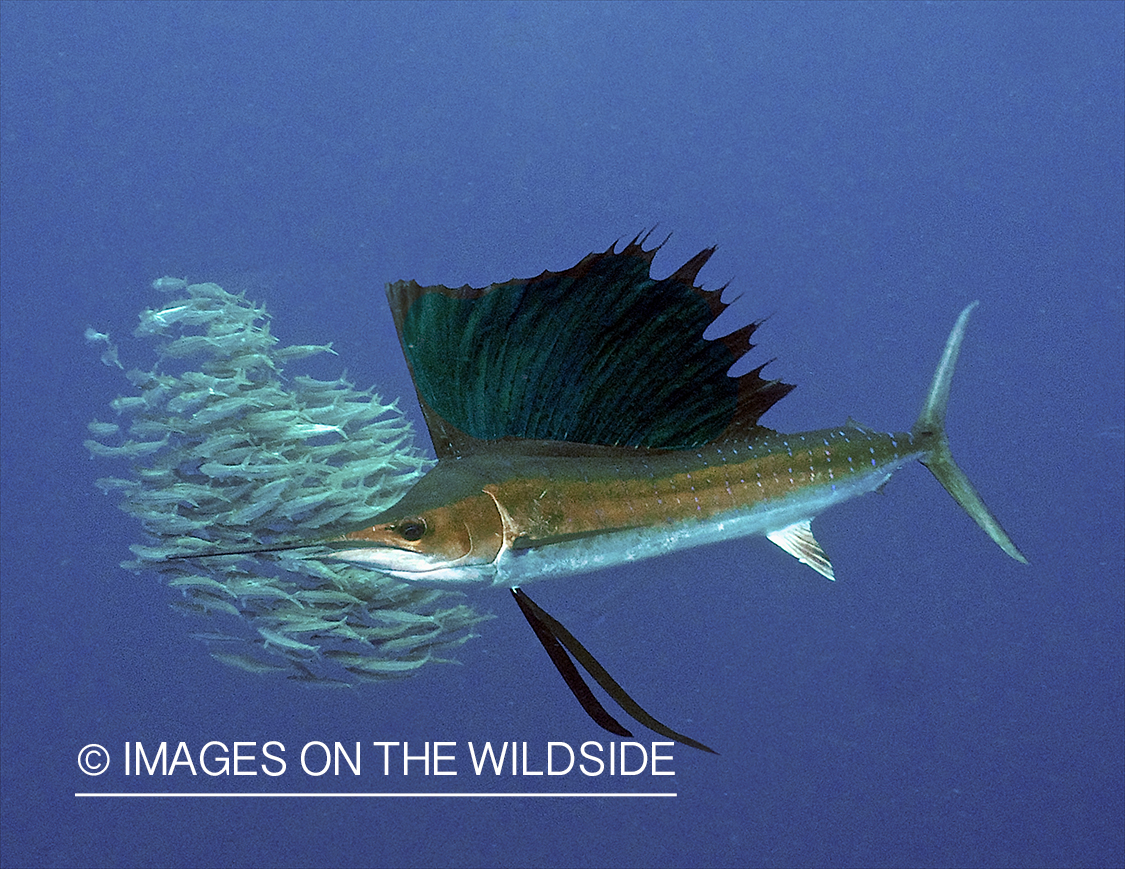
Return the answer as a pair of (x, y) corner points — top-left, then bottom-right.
(477, 426), (925, 586)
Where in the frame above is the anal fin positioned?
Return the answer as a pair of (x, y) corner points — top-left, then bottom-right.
(767, 520), (835, 580)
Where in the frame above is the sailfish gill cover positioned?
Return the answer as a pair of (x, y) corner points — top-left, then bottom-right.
(86, 280), (488, 684)
(390, 234), (795, 451)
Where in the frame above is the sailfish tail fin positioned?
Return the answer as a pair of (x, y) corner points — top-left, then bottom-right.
(912, 302), (1028, 564)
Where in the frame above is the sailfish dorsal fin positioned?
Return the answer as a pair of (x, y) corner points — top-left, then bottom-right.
(385, 233), (795, 458)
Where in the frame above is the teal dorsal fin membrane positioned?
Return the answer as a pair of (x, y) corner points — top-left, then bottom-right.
(386, 232), (794, 457)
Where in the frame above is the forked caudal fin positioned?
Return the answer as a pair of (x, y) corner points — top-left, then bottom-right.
(913, 302), (1028, 564)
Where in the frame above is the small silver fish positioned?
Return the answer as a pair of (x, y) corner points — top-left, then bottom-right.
(151, 276), (189, 293)
(257, 627), (319, 654)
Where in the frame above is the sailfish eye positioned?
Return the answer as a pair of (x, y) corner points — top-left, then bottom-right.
(396, 518), (427, 541)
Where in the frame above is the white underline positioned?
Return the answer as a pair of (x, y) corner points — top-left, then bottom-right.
(76, 792), (676, 798)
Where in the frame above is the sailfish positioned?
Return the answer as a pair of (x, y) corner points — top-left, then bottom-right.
(196, 233), (1027, 751)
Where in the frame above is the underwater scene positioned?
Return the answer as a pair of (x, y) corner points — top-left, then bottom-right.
(84, 278), (485, 685)
(1, 3), (1122, 868)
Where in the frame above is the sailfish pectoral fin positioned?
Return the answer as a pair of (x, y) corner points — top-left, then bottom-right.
(767, 520), (836, 580)
(511, 588), (718, 755)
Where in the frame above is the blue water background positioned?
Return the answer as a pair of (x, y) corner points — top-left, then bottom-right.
(2, 2), (1122, 867)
